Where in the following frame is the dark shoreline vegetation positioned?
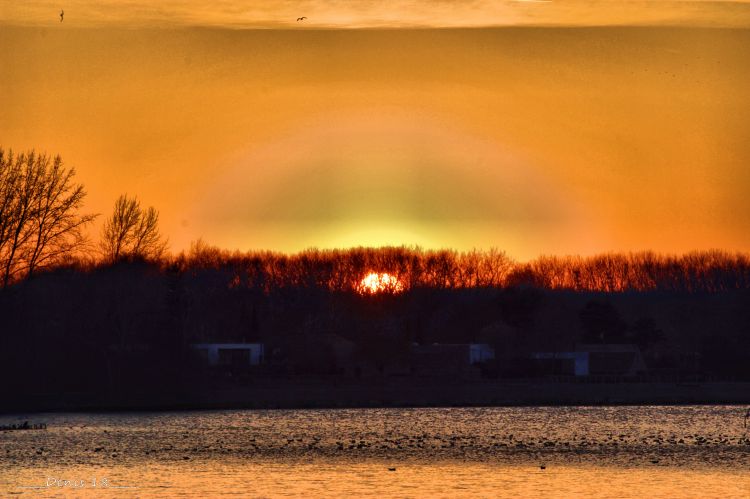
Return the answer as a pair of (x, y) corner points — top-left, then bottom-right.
(8, 381), (750, 414)
(2, 149), (750, 412)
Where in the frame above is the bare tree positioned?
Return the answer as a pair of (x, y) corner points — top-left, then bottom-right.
(100, 194), (167, 263)
(0, 149), (96, 287)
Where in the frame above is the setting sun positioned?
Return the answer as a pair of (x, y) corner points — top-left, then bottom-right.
(357, 272), (404, 295)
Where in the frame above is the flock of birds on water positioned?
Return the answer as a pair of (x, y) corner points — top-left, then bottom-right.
(0, 421), (46, 431)
(3, 410), (749, 473)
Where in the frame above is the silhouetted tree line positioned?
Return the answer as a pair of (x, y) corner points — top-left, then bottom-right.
(3, 150), (750, 294)
(171, 241), (515, 293)
(516, 252), (750, 293)
(2, 149), (750, 408)
(1, 259), (748, 397)
(168, 243), (750, 295)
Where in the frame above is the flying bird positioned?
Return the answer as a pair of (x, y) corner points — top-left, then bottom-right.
(297, 17), (307, 22)
(60, 9), (64, 22)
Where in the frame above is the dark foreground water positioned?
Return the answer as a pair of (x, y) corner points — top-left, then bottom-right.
(1, 406), (749, 497)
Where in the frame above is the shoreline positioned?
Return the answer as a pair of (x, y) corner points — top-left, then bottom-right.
(4, 380), (749, 414)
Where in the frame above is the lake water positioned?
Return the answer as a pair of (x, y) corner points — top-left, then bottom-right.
(1, 406), (748, 497)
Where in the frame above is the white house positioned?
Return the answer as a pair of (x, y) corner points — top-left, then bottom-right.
(191, 343), (264, 366)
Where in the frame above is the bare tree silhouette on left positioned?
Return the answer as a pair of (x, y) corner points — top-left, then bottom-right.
(0, 149), (96, 288)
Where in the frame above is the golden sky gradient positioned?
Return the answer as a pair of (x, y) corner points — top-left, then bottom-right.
(4, 1), (750, 28)
(2, 2), (750, 259)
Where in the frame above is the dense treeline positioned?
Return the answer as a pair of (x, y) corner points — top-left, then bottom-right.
(6, 240), (750, 295)
(1, 257), (749, 396)
(517, 251), (750, 293)
(2, 148), (750, 409)
(170, 243), (750, 294)
(3, 149), (750, 294)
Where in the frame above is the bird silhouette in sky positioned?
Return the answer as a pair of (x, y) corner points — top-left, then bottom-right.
(297, 17), (307, 22)
(60, 9), (64, 22)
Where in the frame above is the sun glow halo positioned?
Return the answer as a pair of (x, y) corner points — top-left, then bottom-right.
(357, 272), (404, 295)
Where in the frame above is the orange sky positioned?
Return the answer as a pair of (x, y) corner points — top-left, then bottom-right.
(2, 2), (750, 259)
(4, 1), (750, 28)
